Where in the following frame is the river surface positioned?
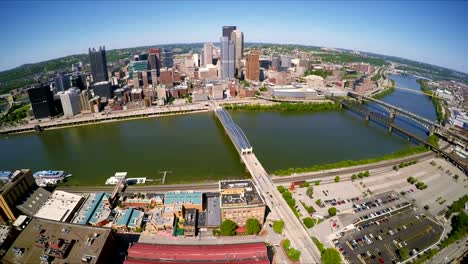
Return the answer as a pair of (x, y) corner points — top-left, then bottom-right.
(0, 74), (435, 185)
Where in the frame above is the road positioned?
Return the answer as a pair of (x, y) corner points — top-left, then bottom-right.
(57, 150), (436, 194)
(242, 153), (322, 263)
(428, 240), (468, 264)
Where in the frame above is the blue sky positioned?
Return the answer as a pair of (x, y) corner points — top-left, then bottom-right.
(1, 1), (468, 73)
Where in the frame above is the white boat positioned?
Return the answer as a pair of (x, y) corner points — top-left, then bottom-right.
(105, 172), (128, 185)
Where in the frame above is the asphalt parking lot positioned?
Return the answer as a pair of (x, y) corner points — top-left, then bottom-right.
(337, 207), (443, 264)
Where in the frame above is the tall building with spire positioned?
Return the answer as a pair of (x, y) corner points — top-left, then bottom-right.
(231, 30), (244, 76)
(88, 46), (109, 83)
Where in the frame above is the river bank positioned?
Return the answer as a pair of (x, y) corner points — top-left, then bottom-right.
(224, 102), (342, 112)
(417, 79), (446, 122)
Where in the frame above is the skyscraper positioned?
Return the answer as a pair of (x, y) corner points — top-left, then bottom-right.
(231, 30), (244, 76)
(148, 48), (161, 75)
(58, 88), (80, 117)
(222, 26), (236, 41)
(54, 72), (70, 92)
(220, 36), (235, 79)
(162, 48), (174, 68)
(203, 42), (214, 66)
(28, 84), (60, 119)
(88, 46), (109, 83)
(246, 50), (260, 81)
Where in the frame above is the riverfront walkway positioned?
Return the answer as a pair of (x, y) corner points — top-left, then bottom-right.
(0, 104), (209, 135)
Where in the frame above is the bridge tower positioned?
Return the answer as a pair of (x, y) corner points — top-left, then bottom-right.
(388, 125), (393, 133)
(429, 125), (435, 136)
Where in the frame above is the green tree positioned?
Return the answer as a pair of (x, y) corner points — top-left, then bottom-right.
(219, 219), (237, 236)
(273, 220), (284, 234)
(303, 217), (315, 228)
(315, 199), (322, 206)
(245, 218), (261, 235)
(351, 174), (357, 181)
(334, 176), (340, 182)
(398, 247), (410, 260)
(364, 170), (370, 177)
(287, 248), (301, 262)
(299, 181), (310, 188)
(306, 186), (314, 198)
(407, 176), (416, 184)
(321, 248), (342, 264)
(314, 180), (320, 186)
(277, 185), (286, 193)
(328, 207), (337, 216)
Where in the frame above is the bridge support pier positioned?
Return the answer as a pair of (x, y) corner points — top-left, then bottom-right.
(388, 126), (393, 133)
(429, 125), (435, 136)
(389, 110), (396, 122)
(365, 114), (370, 121)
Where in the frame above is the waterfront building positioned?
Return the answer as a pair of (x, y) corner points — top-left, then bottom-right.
(156, 84), (167, 104)
(203, 42), (214, 66)
(164, 191), (203, 220)
(197, 192), (221, 231)
(219, 180), (266, 226)
(79, 90), (93, 113)
(246, 50), (260, 81)
(269, 85), (319, 99)
(89, 46), (109, 83)
(122, 193), (163, 208)
(220, 36), (235, 79)
(192, 88), (209, 102)
(148, 48), (161, 75)
(113, 208), (144, 232)
(58, 88), (80, 117)
(162, 48), (174, 68)
(54, 72), (71, 92)
(0, 170), (36, 223)
(239, 87), (255, 98)
(34, 191), (84, 222)
(28, 84), (60, 119)
(3, 217), (114, 264)
(92, 81), (113, 99)
(231, 29), (244, 76)
(72, 192), (112, 226)
(16, 187), (51, 217)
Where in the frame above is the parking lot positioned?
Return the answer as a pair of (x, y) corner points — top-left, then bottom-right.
(337, 207), (443, 264)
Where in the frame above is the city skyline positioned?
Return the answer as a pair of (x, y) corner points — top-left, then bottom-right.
(0, 1), (468, 73)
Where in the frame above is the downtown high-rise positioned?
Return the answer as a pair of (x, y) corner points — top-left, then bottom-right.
(88, 46), (109, 83)
(220, 26), (237, 79)
(231, 30), (244, 77)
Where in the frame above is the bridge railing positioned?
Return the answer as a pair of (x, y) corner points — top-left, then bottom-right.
(214, 108), (252, 154)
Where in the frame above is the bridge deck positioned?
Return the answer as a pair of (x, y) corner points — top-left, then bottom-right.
(214, 108), (252, 155)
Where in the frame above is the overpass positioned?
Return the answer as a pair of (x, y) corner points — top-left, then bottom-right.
(212, 102), (322, 263)
(339, 99), (467, 174)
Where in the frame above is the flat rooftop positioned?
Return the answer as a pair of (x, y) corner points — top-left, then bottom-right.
(206, 194), (221, 226)
(3, 217), (112, 264)
(219, 180), (264, 208)
(164, 191), (202, 206)
(34, 191), (84, 222)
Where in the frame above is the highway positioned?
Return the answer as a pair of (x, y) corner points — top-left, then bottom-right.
(242, 153), (322, 263)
